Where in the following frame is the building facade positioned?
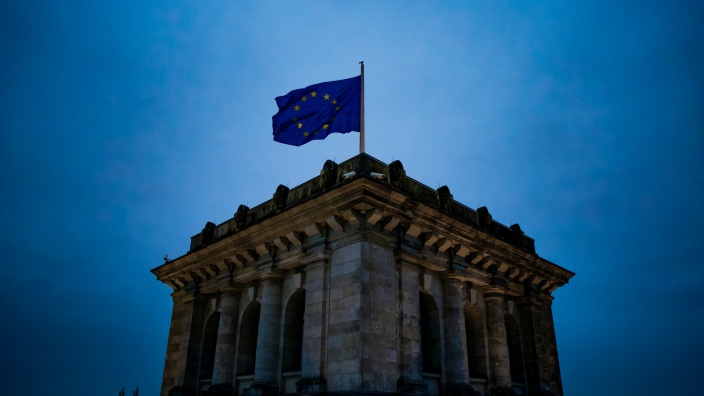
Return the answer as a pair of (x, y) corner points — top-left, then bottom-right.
(152, 154), (574, 396)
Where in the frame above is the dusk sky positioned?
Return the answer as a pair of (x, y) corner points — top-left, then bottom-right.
(1, 1), (703, 395)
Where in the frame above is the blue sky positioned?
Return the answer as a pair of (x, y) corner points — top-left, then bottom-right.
(1, 1), (703, 395)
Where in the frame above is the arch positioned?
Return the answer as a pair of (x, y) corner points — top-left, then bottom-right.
(237, 301), (261, 376)
(504, 314), (526, 388)
(464, 304), (489, 380)
(198, 311), (221, 384)
(281, 289), (306, 372)
(419, 291), (442, 374)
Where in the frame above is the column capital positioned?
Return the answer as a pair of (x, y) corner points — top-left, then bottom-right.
(259, 268), (284, 282)
(441, 276), (464, 286)
(180, 291), (208, 305)
(516, 295), (544, 307)
(301, 248), (330, 267)
(395, 248), (422, 266)
(220, 285), (243, 296)
(481, 286), (506, 299)
(396, 248), (425, 273)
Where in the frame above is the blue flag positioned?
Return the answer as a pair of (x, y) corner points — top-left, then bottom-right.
(272, 76), (361, 146)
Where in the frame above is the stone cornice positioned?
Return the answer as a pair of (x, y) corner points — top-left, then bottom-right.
(152, 154), (574, 295)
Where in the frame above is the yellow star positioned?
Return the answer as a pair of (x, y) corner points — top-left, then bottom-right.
(303, 131), (310, 137)
(302, 96), (307, 101)
(311, 91), (317, 98)
(298, 122), (303, 129)
(294, 105), (300, 111)
(335, 106), (341, 111)
(324, 93), (330, 100)
(293, 118), (298, 122)
(332, 99), (337, 104)
(322, 124), (329, 130)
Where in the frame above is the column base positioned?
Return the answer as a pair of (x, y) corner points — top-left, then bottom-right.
(296, 376), (327, 394)
(397, 376), (428, 395)
(203, 383), (234, 396)
(490, 386), (516, 396)
(245, 381), (279, 396)
(446, 382), (480, 396)
(168, 386), (196, 396)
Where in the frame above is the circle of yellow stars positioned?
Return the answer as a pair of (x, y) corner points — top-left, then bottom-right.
(291, 90), (342, 138)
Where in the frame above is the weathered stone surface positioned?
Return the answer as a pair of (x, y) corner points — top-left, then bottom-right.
(153, 154), (573, 396)
(211, 289), (240, 385)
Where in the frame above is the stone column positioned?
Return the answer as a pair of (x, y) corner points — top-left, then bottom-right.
(183, 294), (209, 391)
(161, 292), (207, 396)
(297, 249), (330, 394)
(516, 296), (541, 396)
(442, 277), (473, 396)
(543, 297), (564, 396)
(396, 257), (425, 394)
(518, 293), (563, 396)
(484, 291), (515, 396)
(210, 288), (241, 394)
(359, 240), (398, 393)
(161, 293), (185, 396)
(251, 275), (283, 395)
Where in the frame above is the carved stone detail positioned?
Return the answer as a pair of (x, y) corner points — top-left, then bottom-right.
(273, 184), (289, 211)
(477, 206), (492, 228)
(230, 254), (245, 269)
(382, 216), (400, 233)
(454, 244), (471, 258)
(365, 209), (384, 225)
(153, 154), (574, 396)
(201, 221), (216, 246)
(422, 232), (439, 247)
(341, 208), (362, 228)
(437, 238), (454, 252)
(234, 204), (250, 229)
(437, 185), (453, 211)
(405, 223), (423, 238)
(240, 249), (258, 263)
(217, 259), (232, 273)
(255, 242), (272, 256)
(389, 160), (406, 188)
(326, 215), (344, 232)
(287, 231), (304, 246)
(273, 236), (290, 252)
(320, 159), (339, 188)
(510, 223), (527, 250)
(304, 223), (323, 237)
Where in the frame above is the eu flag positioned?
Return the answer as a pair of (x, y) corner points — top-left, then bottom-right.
(272, 76), (361, 146)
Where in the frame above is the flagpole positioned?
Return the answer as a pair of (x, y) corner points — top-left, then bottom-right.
(359, 61), (365, 154)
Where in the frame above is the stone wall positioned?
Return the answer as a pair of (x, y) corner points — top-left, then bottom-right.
(153, 154), (573, 396)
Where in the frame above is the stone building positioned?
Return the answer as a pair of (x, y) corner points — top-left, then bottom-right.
(152, 154), (574, 396)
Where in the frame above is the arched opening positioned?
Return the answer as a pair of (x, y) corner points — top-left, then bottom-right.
(198, 312), (220, 391)
(419, 292), (442, 374)
(281, 290), (306, 372)
(464, 304), (488, 380)
(505, 315), (526, 391)
(237, 302), (261, 376)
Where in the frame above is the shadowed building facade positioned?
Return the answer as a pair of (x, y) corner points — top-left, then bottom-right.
(152, 154), (574, 396)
